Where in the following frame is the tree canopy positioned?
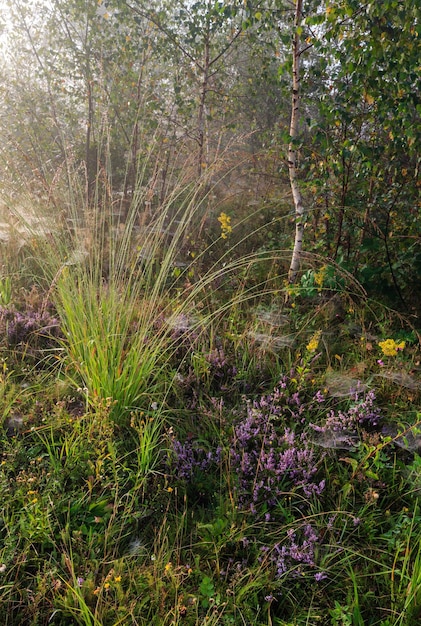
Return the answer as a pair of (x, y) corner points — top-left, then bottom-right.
(0, 0), (419, 305)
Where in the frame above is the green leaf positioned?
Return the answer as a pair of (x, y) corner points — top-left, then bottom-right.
(306, 14), (326, 26)
(365, 469), (379, 481)
(199, 575), (215, 607)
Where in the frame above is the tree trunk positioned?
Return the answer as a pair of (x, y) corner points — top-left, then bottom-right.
(197, 36), (210, 178)
(288, 0), (304, 284)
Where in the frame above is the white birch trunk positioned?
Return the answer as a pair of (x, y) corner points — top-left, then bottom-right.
(288, 0), (305, 284)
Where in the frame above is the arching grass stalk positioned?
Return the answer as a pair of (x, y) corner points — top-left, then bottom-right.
(54, 176), (369, 427)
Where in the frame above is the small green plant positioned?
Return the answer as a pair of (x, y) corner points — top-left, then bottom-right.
(199, 575), (216, 609)
(0, 276), (12, 305)
(299, 264), (345, 298)
(329, 601), (353, 626)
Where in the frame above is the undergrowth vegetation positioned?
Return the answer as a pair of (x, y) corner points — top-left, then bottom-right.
(0, 0), (419, 621)
(0, 145), (420, 626)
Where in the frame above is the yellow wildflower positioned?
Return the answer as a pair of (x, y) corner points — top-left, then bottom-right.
(114, 576), (122, 583)
(378, 339), (405, 357)
(217, 212), (232, 239)
(313, 266), (327, 289)
(164, 562), (172, 573)
(306, 330), (322, 352)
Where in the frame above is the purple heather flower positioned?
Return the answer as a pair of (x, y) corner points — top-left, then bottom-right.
(170, 439), (220, 480)
(0, 306), (61, 347)
(310, 387), (382, 436)
(165, 374), (385, 588)
(314, 390), (325, 403)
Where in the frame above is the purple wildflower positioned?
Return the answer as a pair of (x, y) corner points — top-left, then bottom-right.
(226, 383), (327, 515)
(170, 439), (220, 480)
(0, 306), (61, 347)
(261, 524), (321, 580)
(310, 387), (382, 436)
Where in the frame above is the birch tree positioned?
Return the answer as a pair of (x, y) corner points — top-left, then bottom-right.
(287, 0), (304, 283)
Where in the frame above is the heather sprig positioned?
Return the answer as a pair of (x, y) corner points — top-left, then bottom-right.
(169, 376), (327, 518)
(230, 398), (325, 514)
(170, 438), (222, 481)
(310, 386), (382, 438)
(260, 524), (322, 581)
(0, 305), (61, 348)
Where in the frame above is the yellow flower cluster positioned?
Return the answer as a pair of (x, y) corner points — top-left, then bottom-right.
(93, 570), (122, 595)
(314, 266), (327, 289)
(378, 338), (405, 357)
(217, 212), (232, 239)
(306, 330), (322, 352)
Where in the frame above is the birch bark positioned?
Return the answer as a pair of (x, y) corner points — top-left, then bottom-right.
(288, 0), (305, 283)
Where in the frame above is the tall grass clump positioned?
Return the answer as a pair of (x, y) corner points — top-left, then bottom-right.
(55, 268), (169, 420)
(48, 132), (294, 424)
(54, 181), (191, 420)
